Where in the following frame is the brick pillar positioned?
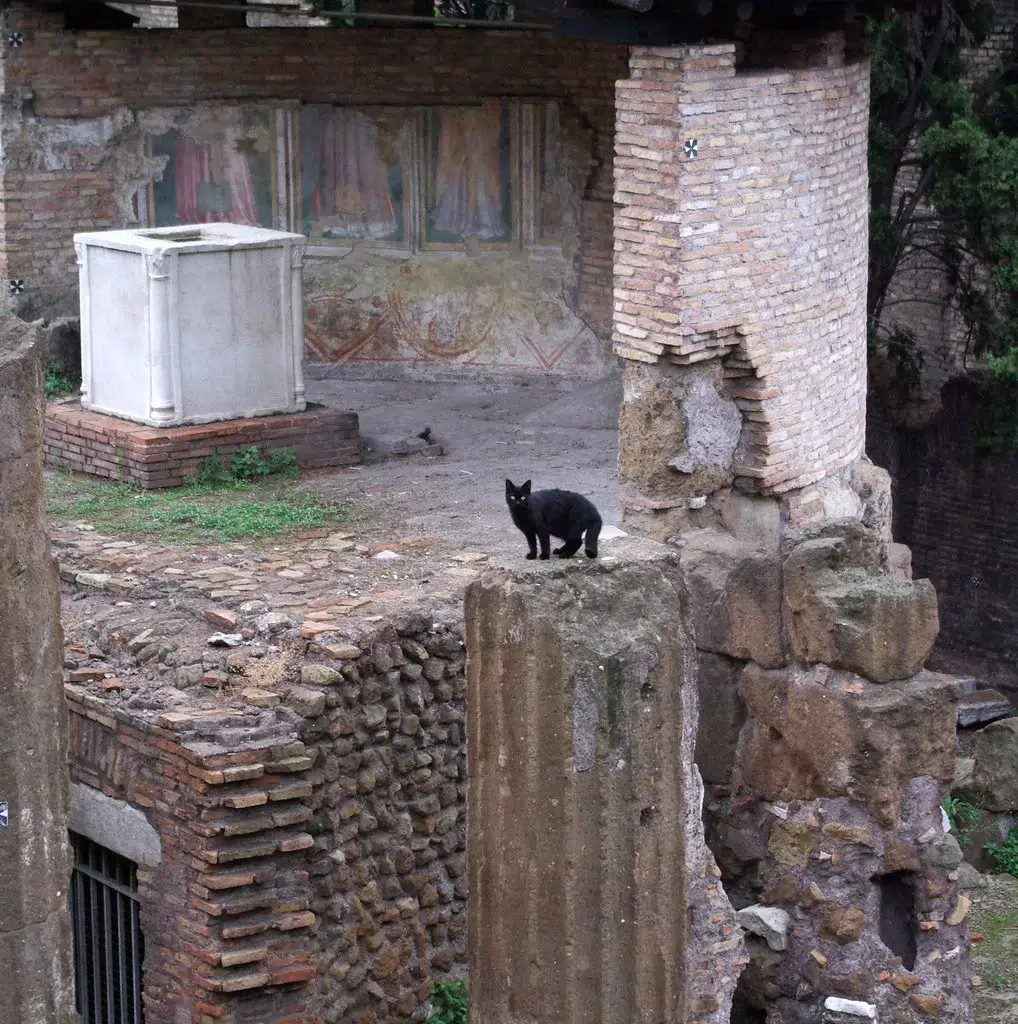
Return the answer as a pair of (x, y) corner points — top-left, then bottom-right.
(613, 38), (870, 538)
(0, 314), (76, 1024)
(464, 540), (745, 1024)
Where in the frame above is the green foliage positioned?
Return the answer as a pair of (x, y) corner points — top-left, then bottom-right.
(987, 345), (1018, 384)
(43, 364), (78, 397)
(985, 827), (1018, 876)
(428, 979), (467, 1024)
(972, 374), (1018, 455)
(45, 470), (355, 544)
(865, 3), (1003, 365)
(941, 796), (981, 848)
(195, 446), (298, 488)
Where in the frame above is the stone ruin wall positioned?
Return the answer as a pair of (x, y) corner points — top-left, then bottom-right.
(64, 601), (467, 1024)
(868, 376), (1018, 693)
(23, 22), (987, 1024)
(0, 1), (627, 380)
(602, 39), (978, 1024)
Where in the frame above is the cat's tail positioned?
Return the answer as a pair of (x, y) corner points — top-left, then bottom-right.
(584, 518), (601, 559)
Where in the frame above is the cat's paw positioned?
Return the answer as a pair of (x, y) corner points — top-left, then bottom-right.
(526, 552), (537, 560)
(539, 553), (550, 560)
(585, 549), (597, 559)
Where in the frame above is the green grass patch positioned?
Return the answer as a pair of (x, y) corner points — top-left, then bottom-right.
(971, 874), (1018, 1020)
(44, 365), (79, 398)
(45, 470), (356, 544)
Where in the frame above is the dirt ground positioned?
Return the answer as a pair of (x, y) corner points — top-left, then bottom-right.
(971, 873), (1018, 1023)
(304, 372), (623, 552)
(50, 373), (628, 718)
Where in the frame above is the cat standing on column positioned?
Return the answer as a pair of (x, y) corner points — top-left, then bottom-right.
(505, 479), (601, 560)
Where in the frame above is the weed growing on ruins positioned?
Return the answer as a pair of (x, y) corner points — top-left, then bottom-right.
(195, 447), (299, 488)
(44, 470), (355, 543)
(427, 978), (467, 1024)
(986, 828), (1018, 877)
(942, 796), (981, 847)
(43, 364), (78, 397)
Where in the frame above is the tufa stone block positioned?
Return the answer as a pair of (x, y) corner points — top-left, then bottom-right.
(739, 664), (962, 826)
(784, 535), (939, 683)
(959, 718), (1018, 812)
(679, 529), (784, 668)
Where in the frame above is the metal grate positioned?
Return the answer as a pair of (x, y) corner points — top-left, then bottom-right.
(68, 831), (145, 1024)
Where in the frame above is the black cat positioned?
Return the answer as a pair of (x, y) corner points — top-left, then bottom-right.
(505, 479), (602, 560)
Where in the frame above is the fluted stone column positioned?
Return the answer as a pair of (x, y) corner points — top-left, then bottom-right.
(464, 538), (744, 1024)
(0, 313), (76, 1024)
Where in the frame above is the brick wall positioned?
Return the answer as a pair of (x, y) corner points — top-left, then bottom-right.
(65, 686), (319, 1024)
(44, 403), (360, 488)
(612, 40), (870, 496)
(868, 375), (1018, 686)
(0, 4), (626, 375)
(64, 598), (468, 1024)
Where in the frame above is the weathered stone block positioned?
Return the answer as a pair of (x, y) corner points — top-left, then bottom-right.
(694, 652), (746, 786)
(960, 718), (1018, 812)
(738, 664), (962, 825)
(956, 689), (1012, 729)
(849, 457), (893, 546)
(0, 314), (77, 1023)
(618, 361), (741, 538)
(784, 535), (939, 683)
(465, 537), (743, 1024)
(679, 529), (784, 668)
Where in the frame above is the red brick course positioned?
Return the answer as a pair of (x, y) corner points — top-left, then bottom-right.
(65, 687), (319, 1024)
(44, 403), (360, 487)
(612, 39), (870, 496)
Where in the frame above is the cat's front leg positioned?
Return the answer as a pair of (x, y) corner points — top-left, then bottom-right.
(537, 531), (551, 560)
(525, 529), (538, 560)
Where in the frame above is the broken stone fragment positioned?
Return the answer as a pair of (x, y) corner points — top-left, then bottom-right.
(926, 834), (964, 871)
(241, 687), (280, 709)
(736, 905), (790, 951)
(946, 893), (971, 926)
(319, 643), (362, 661)
(785, 549), (939, 682)
(207, 632), (244, 647)
(300, 664), (342, 686)
(255, 612), (292, 635)
(910, 993), (943, 1015)
(823, 997), (876, 1020)
(204, 606), (239, 631)
(286, 685), (326, 718)
(849, 457), (893, 546)
(956, 689), (1012, 728)
(820, 904), (866, 945)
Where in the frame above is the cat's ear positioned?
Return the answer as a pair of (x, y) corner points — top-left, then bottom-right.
(505, 478), (514, 492)
(521, 480), (531, 494)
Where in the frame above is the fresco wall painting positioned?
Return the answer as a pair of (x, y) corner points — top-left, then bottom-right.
(136, 100), (605, 376)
